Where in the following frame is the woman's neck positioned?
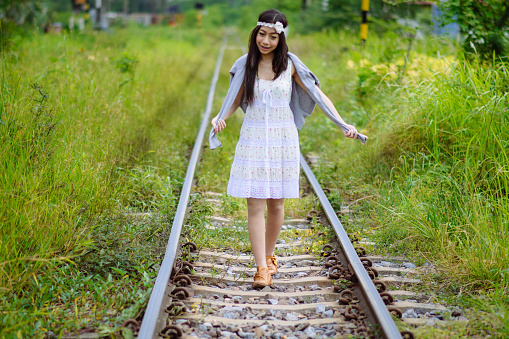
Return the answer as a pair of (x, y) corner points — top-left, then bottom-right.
(259, 53), (274, 63)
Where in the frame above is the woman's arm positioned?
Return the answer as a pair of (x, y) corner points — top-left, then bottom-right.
(291, 64), (359, 140)
(211, 83), (245, 134)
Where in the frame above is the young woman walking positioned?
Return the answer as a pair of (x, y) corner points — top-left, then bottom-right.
(209, 9), (367, 289)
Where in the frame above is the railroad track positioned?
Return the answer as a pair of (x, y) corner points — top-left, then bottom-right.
(126, 36), (456, 339)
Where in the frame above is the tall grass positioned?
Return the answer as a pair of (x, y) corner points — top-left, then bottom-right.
(289, 29), (508, 286)
(289, 29), (508, 335)
(0, 25), (217, 335)
(371, 55), (509, 284)
(2, 18), (507, 336)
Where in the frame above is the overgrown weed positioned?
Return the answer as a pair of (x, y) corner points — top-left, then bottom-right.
(0, 25), (219, 337)
(293, 29), (508, 337)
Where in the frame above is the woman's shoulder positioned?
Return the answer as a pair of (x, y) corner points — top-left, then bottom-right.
(287, 52), (305, 67)
(229, 54), (248, 74)
(287, 55), (294, 74)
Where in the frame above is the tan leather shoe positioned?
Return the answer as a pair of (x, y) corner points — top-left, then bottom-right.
(252, 266), (273, 289)
(266, 254), (278, 275)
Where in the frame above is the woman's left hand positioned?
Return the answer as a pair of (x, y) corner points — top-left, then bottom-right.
(343, 124), (358, 140)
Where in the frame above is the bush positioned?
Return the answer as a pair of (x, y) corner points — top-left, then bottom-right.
(440, 0), (509, 60)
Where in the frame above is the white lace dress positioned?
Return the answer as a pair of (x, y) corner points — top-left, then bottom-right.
(227, 59), (300, 199)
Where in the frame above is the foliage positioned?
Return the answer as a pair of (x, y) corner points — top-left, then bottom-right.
(296, 29), (509, 287)
(0, 260), (157, 338)
(285, 0), (433, 35)
(115, 52), (139, 73)
(0, 26), (217, 337)
(439, 0), (509, 60)
(0, 0), (46, 25)
(293, 29), (508, 336)
(44, 0), (72, 12)
(0, 0), (50, 51)
(2, 2), (508, 336)
(371, 55), (509, 284)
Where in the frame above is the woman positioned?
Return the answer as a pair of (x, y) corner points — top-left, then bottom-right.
(210, 9), (366, 288)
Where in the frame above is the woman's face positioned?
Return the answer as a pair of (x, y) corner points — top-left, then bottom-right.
(256, 26), (279, 55)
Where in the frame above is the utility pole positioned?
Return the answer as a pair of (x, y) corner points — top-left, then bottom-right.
(96, 0), (101, 27)
(95, 0), (109, 30)
(123, 0), (128, 27)
(360, 0), (369, 46)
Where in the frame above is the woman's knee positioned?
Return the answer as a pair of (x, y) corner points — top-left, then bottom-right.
(267, 198), (285, 214)
(247, 198), (266, 215)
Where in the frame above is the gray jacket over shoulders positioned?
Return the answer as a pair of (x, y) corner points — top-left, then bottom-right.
(208, 52), (367, 150)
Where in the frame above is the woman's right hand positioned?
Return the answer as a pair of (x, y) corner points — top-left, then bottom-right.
(211, 116), (226, 134)
(342, 124), (359, 140)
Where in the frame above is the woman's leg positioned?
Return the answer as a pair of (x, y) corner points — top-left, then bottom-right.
(247, 198), (267, 267)
(265, 198), (285, 256)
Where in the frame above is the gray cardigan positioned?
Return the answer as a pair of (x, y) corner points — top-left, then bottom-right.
(208, 52), (367, 149)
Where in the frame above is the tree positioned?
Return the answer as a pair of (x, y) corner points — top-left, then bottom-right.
(0, 0), (46, 25)
(440, 0), (509, 60)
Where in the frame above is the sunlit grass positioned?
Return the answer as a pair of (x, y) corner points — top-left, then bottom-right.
(368, 56), (509, 285)
(0, 25), (218, 337)
(290, 29), (509, 337)
(2, 18), (508, 338)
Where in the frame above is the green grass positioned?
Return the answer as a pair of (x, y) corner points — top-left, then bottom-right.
(366, 55), (509, 285)
(2, 14), (509, 338)
(289, 30), (509, 336)
(0, 26), (218, 337)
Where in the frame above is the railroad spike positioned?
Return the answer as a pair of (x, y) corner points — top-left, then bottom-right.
(320, 244), (334, 257)
(388, 307), (403, 319)
(182, 241), (198, 253)
(181, 261), (194, 275)
(379, 292), (394, 305)
(355, 246), (367, 257)
(165, 302), (187, 316)
(345, 305), (366, 320)
(324, 255), (341, 268)
(122, 319), (140, 334)
(373, 280), (387, 293)
(173, 274), (192, 287)
(170, 287), (192, 300)
(160, 325), (183, 338)
(401, 330), (416, 339)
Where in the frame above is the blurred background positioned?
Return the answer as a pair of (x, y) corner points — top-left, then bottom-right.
(3, 0), (507, 59)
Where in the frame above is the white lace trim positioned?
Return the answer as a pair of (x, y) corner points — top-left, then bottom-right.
(242, 118), (296, 128)
(232, 158), (300, 168)
(237, 137), (299, 148)
(227, 176), (299, 199)
(251, 98), (290, 108)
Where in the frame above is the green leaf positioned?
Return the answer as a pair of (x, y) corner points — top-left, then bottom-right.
(121, 327), (135, 339)
(111, 267), (128, 276)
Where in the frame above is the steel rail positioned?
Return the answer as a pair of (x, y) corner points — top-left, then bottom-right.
(138, 37), (227, 339)
(300, 153), (402, 339)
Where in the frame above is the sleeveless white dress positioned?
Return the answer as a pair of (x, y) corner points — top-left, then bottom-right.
(227, 59), (300, 199)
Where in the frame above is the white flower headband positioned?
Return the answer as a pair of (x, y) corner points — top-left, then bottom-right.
(257, 21), (287, 35)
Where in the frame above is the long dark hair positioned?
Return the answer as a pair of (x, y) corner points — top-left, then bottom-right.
(244, 9), (289, 104)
